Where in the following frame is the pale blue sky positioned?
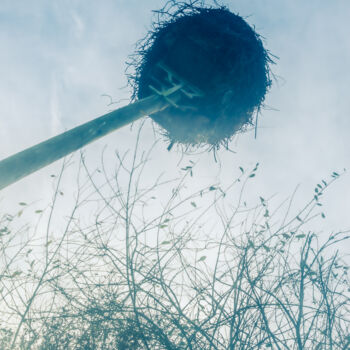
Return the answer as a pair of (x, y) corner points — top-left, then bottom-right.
(0, 0), (349, 239)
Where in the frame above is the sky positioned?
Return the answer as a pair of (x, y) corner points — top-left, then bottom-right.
(0, 0), (349, 249)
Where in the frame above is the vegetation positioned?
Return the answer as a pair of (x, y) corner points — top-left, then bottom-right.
(0, 134), (349, 349)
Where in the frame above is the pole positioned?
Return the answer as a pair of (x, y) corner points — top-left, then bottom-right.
(0, 94), (169, 191)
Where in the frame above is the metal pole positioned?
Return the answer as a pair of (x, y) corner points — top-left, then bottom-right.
(0, 94), (169, 191)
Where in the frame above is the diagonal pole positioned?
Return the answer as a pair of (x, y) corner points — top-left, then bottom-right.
(0, 94), (169, 191)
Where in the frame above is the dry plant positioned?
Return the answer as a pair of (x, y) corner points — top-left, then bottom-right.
(0, 129), (349, 349)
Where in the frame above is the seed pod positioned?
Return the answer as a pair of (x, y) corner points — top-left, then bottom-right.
(131, 4), (274, 147)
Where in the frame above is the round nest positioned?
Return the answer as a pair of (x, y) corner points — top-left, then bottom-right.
(129, 2), (273, 149)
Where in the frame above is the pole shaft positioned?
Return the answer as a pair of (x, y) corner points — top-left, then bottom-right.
(0, 94), (169, 190)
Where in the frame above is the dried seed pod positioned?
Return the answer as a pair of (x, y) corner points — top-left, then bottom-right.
(131, 4), (273, 148)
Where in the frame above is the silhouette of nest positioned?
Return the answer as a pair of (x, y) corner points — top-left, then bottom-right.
(128, 1), (274, 149)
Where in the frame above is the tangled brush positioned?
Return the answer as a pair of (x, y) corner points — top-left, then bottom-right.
(128, 1), (274, 149)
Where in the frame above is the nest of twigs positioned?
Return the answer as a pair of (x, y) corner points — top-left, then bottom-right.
(128, 1), (274, 148)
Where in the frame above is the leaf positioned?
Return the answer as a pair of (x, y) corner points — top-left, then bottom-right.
(0, 227), (9, 235)
(17, 210), (23, 217)
(332, 171), (339, 177)
(296, 234), (306, 239)
(282, 233), (290, 239)
(249, 173), (256, 178)
(296, 216), (303, 222)
(190, 202), (197, 208)
(159, 225), (167, 229)
(209, 186), (216, 191)
(19, 202), (27, 206)
(263, 245), (270, 252)
(11, 271), (22, 277)
(35, 210), (43, 214)
(321, 212), (326, 219)
(239, 166), (244, 173)
(197, 256), (206, 262)
(161, 241), (171, 245)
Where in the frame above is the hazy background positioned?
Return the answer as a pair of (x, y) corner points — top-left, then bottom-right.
(0, 0), (349, 244)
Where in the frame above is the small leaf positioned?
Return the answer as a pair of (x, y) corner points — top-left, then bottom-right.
(209, 186), (216, 191)
(161, 240), (171, 245)
(35, 210), (43, 214)
(296, 216), (303, 222)
(249, 173), (256, 178)
(159, 225), (167, 229)
(321, 212), (326, 219)
(282, 233), (290, 239)
(190, 202), (197, 208)
(12, 271), (22, 277)
(239, 167), (244, 173)
(17, 210), (23, 217)
(19, 202), (27, 206)
(263, 245), (270, 252)
(296, 234), (306, 239)
(198, 256), (206, 262)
